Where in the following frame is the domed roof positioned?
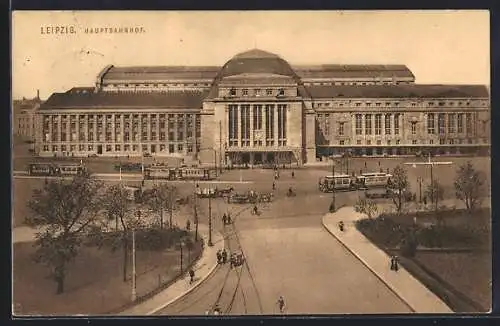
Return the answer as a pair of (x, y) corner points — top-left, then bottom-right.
(216, 49), (298, 80)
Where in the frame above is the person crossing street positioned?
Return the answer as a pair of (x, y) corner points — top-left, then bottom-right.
(277, 295), (286, 314)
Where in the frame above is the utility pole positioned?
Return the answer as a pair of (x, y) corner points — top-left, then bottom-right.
(214, 149), (218, 177)
(330, 159), (336, 212)
(417, 176), (423, 203)
(131, 227), (137, 302)
(208, 195), (213, 247)
(219, 120), (223, 174)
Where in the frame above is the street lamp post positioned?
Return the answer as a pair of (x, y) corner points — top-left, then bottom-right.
(208, 195), (213, 247)
(330, 158), (336, 212)
(417, 176), (423, 203)
(131, 226), (137, 302)
(179, 239), (184, 274)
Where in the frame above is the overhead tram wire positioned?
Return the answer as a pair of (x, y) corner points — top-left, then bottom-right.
(209, 204), (253, 313)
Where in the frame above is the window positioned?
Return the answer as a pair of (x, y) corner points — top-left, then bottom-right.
(277, 88), (285, 96)
(355, 114), (362, 135)
(43, 145), (49, 151)
(253, 105), (263, 131)
(466, 113), (473, 134)
(115, 145), (121, 151)
(411, 123), (417, 135)
(338, 122), (345, 136)
(387, 140), (391, 145)
(365, 114), (372, 135)
(385, 114), (391, 134)
(394, 114), (400, 135)
(457, 113), (464, 133)
(340, 140), (345, 145)
(438, 113), (446, 134)
(240, 104), (250, 147)
(376, 140), (381, 145)
(277, 104), (287, 146)
(124, 144), (130, 151)
(427, 113), (435, 134)
(265, 104), (275, 146)
(449, 139), (454, 145)
(440, 139), (446, 145)
(266, 89), (272, 96)
(177, 144), (183, 152)
(323, 114), (330, 136)
(375, 114), (382, 135)
(357, 140), (361, 145)
(366, 140), (371, 145)
(429, 139), (433, 144)
(52, 145), (58, 152)
(242, 89), (248, 96)
(255, 89), (261, 96)
(169, 144), (175, 153)
(448, 113), (456, 133)
(228, 105), (238, 147)
(412, 140), (417, 145)
(229, 88), (236, 96)
(106, 145), (112, 152)
(396, 139), (400, 145)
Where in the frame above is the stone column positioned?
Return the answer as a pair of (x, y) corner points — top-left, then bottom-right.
(121, 114), (125, 150)
(274, 105), (279, 148)
(112, 114), (116, 144)
(237, 105), (242, 147)
(250, 105), (254, 146)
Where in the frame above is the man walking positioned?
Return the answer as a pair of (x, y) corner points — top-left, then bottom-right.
(277, 295), (286, 314)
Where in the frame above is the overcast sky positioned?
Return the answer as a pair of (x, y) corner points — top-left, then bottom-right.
(12, 10), (489, 100)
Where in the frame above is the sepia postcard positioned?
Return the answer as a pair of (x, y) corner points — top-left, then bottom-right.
(11, 10), (491, 316)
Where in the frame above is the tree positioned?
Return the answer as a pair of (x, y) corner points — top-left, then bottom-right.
(25, 175), (102, 294)
(101, 184), (135, 282)
(354, 197), (378, 219)
(454, 161), (486, 213)
(425, 180), (445, 212)
(390, 165), (409, 214)
(144, 184), (178, 229)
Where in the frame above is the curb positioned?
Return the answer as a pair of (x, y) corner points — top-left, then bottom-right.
(146, 249), (221, 315)
(321, 214), (417, 313)
(120, 230), (225, 315)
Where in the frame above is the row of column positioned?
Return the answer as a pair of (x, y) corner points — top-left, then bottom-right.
(229, 104), (285, 147)
(351, 113), (402, 136)
(42, 113), (199, 145)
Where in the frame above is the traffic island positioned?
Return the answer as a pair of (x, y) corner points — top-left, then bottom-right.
(322, 206), (453, 313)
(118, 225), (224, 315)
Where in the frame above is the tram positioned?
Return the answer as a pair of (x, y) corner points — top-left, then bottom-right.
(28, 163), (58, 176)
(318, 174), (357, 192)
(355, 172), (392, 190)
(144, 166), (217, 181)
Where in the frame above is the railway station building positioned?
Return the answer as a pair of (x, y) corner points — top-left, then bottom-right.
(35, 49), (490, 166)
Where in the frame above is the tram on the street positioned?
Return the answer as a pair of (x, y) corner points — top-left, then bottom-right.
(57, 163), (87, 176)
(28, 162), (87, 176)
(28, 163), (58, 176)
(355, 172), (392, 190)
(318, 174), (357, 192)
(144, 167), (217, 181)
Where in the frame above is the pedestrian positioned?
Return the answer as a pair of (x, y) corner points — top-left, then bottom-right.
(291, 171), (295, 178)
(222, 213), (227, 225)
(186, 219), (191, 231)
(272, 182), (276, 190)
(390, 256), (395, 270)
(423, 196), (427, 205)
(216, 250), (222, 264)
(277, 296), (286, 314)
(189, 269), (195, 284)
(222, 249), (228, 264)
(227, 213), (232, 224)
(393, 256), (399, 271)
(386, 168), (390, 174)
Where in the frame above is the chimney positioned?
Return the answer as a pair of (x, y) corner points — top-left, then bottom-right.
(37, 89), (40, 99)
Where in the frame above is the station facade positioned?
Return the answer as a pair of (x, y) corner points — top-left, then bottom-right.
(35, 49), (490, 166)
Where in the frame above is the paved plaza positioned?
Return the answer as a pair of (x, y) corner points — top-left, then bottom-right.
(12, 156), (491, 315)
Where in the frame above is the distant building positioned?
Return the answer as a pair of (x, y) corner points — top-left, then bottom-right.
(13, 92), (42, 141)
(35, 49), (490, 164)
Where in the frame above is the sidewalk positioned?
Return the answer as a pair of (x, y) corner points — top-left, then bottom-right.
(322, 206), (453, 313)
(118, 224), (224, 315)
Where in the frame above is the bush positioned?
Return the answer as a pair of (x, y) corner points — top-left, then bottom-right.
(400, 232), (418, 258)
